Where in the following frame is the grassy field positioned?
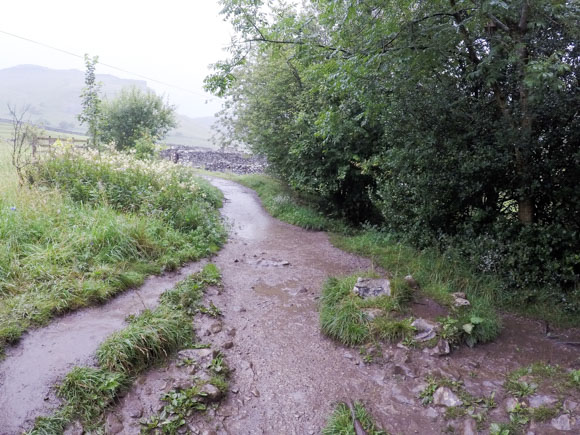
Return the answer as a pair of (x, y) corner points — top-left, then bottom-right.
(0, 143), (226, 355)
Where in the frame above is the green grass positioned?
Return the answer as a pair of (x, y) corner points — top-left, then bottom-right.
(322, 401), (388, 435)
(0, 147), (225, 354)
(30, 264), (221, 433)
(320, 274), (415, 346)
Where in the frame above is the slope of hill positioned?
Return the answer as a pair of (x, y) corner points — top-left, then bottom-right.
(0, 65), (216, 148)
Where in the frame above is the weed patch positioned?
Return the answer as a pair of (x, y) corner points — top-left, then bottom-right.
(322, 401), (388, 435)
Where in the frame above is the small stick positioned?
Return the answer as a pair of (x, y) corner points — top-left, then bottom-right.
(347, 401), (368, 435)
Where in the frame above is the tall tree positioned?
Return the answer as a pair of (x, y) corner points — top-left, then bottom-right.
(78, 54), (102, 148)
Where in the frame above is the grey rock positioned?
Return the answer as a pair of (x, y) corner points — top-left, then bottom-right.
(223, 341), (234, 349)
(564, 399), (578, 411)
(353, 277), (391, 298)
(433, 387), (463, 407)
(200, 383), (222, 401)
(179, 348), (212, 361)
(551, 414), (572, 431)
(201, 430), (218, 435)
(412, 318), (440, 342)
(361, 308), (386, 321)
(462, 418), (477, 435)
(528, 394), (558, 408)
(105, 413), (124, 434)
(173, 377), (196, 391)
(227, 328), (237, 337)
(393, 364), (417, 378)
(452, 292), (470, 307)
(423, 407), (439, 420)
(429, 339), (451, 356)
(162, 148), (267, 175)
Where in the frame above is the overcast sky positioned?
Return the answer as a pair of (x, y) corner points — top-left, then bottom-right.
(0, 0), (233, 118)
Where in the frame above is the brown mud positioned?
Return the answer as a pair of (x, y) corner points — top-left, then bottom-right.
(1, 178), (580, 434)
(108, 178), (580, 434)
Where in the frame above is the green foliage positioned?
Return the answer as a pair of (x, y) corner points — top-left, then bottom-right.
(322, 401), (387, 435)
(100, 86), (177, 150)
(210, 0), (580, 312)
(0, 149), (224, 353)
(78, 54), (101, 148)
(57, 367), (128, 425)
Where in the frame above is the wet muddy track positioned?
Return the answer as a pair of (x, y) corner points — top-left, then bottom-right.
(1, 177), (580, 434)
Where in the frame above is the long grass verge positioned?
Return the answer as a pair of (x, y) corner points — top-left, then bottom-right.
(28, 264), (221, 433)
(0, 146), (226, 354)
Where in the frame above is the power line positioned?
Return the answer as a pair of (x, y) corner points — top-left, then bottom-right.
(0, 29), (216, 101)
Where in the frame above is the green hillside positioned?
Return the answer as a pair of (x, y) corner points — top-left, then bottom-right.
(0, 65), (216, 148)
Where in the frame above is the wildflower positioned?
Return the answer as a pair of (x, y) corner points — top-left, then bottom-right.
(10, 206), (16, 211)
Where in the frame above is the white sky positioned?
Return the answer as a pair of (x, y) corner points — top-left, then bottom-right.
(0, 0), (233, 118)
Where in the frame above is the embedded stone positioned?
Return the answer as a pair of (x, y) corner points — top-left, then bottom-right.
(353, 277), (391, 299)
(433, 387), (463, 407)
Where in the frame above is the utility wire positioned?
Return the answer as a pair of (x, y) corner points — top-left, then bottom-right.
(0, 29), (216, 101)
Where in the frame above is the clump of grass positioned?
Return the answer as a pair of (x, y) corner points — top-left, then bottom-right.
(57, 367), (129, 425)
(331, 231), (502, 345)
(320, 274), (415, 346)
(322, 401), (387, 435)
(97, 306), (193, 374)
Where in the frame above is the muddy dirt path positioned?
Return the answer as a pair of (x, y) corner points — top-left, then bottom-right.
(0, 262), (208, 433)
(109, 178), (580, 434)
(1, 178), (579, 434)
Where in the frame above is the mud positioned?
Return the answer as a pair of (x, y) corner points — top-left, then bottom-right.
(108, 178), (580, 434)
(1, 177), (580, 434)
(0, 261), (208, 433)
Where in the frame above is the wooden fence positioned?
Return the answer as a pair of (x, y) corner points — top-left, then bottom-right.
(32, 136), (89, 156)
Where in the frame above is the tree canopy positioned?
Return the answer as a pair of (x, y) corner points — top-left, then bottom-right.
(207, 0), (580, 307)
(100, 87), (177, 151)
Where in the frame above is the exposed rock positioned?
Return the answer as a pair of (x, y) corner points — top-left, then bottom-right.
(528, 394), (558, 408)
(105, 413), (124, 434)
(564, 399), (578, 411)
(223, 341), (234, 349)
(200, 383), (222, 401)
(393, 364), (417, 378)
(179, 348), (213, 361)
(405, 275), (420, 289)
(412, 318), (439, 342)
(162, 148), (267, 175)
(172, 377), (196, 391)
(452, 292), (470, 307)
(433, 387), (463, 407)
(551, 414), (572, 431)
(227, 328), (237, 337)
(462, 418), (477, 435)
(423, 407), (440, 420)
(361, 308), (386, 321)
(255, 258), (291, 267)
(353, 277), (391, 299)
(429, 339), (451, 356)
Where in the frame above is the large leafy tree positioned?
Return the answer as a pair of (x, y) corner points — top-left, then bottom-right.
(100, 87), (177, 150)
(208, 0), (579, 296)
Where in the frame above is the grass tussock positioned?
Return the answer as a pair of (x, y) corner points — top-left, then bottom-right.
(0, 145), (225, 354)
(322, 401), (388, 435)
(320, 274), (414, 346)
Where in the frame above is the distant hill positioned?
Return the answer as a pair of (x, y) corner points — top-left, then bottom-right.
(0, 65), (216, 148)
